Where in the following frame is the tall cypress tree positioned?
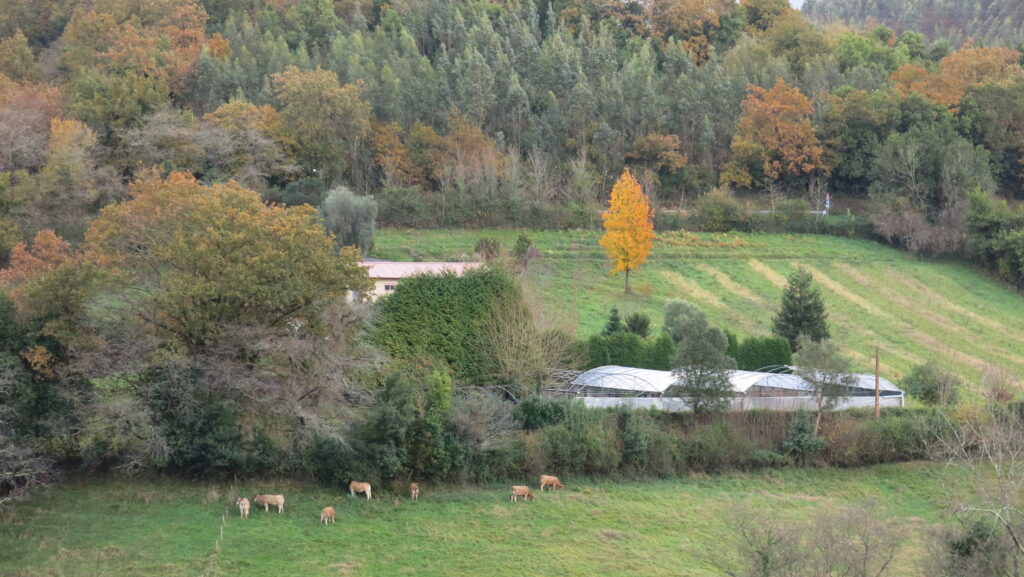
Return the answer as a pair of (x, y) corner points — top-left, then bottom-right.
(772, 266), (830, 350)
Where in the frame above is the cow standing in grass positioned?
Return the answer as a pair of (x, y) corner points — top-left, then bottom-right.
(510, 486), (535, 502)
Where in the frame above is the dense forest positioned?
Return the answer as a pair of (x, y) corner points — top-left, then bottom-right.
(803, 0), (1024, 46)
(2, 0), (1024, 498)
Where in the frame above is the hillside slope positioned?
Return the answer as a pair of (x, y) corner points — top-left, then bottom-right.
(373, 230), (1024, 385)
(803, 0), (1024, 45)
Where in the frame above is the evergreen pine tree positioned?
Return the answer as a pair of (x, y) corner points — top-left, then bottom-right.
(602, 307), (624, 336)
(772, 266), (830, 350)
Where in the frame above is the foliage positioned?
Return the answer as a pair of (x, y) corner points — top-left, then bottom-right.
(319, 185), (378, 253)
(781, 409), (823, 465)
(900, 362), (961, 405)
(352, 372), (418, 481)
(694, 188), (750, 232)
(668, 312), (737, 415)
(86, 172), (370, 352)
(722, 78), (826, 190)
(601, 307), (624, 336)
(734, 335), (792, 371)
(374, 266), (520, 383)
(772, 266), (829, 351)
(583, 331), (675, 371)
(474, 237), (502, 260)
(624, 311), (652, 338)
(794, 338), (856, 433)
(600, 169), (653, 294)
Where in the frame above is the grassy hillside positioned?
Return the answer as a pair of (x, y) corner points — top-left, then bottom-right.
(0, 464), (948, 577)
(372, 229), (1024, 385)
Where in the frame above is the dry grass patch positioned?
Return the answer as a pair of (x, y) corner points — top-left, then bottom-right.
(659, 270), (726, 309)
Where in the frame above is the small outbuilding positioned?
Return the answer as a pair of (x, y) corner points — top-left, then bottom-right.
(349, 259), (482, 302)
(558, 365), (904, 411)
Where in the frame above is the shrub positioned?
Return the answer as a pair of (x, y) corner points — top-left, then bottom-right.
(540, 405), (621, 476)
(474, 237), (502, 260)
(681, 420), (756, 472)
(624, 312), (652, 338)
(781, 410), (823, 465)
(618, 408), (679, 476)
(263, 177), (326, 206)
(320, 186), (378, 252)
(694, 189), (750, 232)
(900, 362), (961, 405)
(374, 267), (521, 383)
(735, 335), (793, 371)
(514, 396), (569, 430)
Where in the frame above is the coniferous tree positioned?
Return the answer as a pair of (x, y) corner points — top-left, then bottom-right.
(772, 266), (830, 350)
(602, 307), (624, 336)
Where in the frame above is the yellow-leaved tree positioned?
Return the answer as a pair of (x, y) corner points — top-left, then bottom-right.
(600, 168), (654, 294)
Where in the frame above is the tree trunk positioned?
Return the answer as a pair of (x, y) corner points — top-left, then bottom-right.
(625, 269), (631, 294)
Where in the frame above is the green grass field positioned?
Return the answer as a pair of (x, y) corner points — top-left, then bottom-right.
(372, 229), (1024, 385)
(1, 464), (951, 577)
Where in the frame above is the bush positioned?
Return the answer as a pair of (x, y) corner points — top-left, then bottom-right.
(514, 396), (569, 430)
(735, 335), (792, 371)
(263, 177), (326, 206)
(474, 237), (502, 260)
(374, 267), (522, 383)
(781, 410), (823, 465)
(624, 312), (652, 338)
(681, 420), (757, 472)
(320, 186), (378, 252)
(694, 190), (750, 232)
(540, 404), (621, 475)
(900, 362), (961, 405)
(618, 408), (679, 476)
(142, 362), (280, 479)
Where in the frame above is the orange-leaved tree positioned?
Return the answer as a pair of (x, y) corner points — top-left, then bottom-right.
(600, 168), (653, 294)
(721, 77), (826, 193)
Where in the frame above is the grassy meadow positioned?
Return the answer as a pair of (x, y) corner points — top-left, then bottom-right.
(373, 229), (1024, 386)
(1, 464), (951, 577)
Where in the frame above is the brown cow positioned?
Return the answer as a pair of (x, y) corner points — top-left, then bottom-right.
(236, 497), (250, 518)
(349, 481), (372, 499)
(253, 494), (285, 513)
(540, 475), (563, 491)
(410, 482), (420, 501)
(320, 506), (336, 525)
(510, 485), (535, 502)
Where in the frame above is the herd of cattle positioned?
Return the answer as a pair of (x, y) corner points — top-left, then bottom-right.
(234, 475), (565, 523)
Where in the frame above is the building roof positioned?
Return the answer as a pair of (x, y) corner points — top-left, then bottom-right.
(361, 260), (481, 279)
(571, 365), (902, 396)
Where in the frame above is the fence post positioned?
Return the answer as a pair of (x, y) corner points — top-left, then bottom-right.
(874, 346), (880, 419)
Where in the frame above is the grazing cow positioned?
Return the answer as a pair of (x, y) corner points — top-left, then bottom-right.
(540, 475), (563, 491)
(253, 494), (285, 513)
(320, 506), (336, 525)
(410, 482), (419, 501)
(510, 485), (535, 502)
(236, 497), (250, 519)
(349, 481), (372, 500)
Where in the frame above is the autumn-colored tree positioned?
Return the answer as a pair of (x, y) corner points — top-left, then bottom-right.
(371, 120), (418, 186)
(0, 30), (39, 81)
(0, 80), (62, 172)
(86, 172), (371, 352)
(271, 66), (371, 185)
(204, 98), (295, 188)
(891, 40), (1024, 110)
(721, 78), (826, 191)
(600, 168), (654, 294)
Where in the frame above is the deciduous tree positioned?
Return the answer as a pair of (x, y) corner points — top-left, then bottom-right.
(600, 168), (654, 294)
(86, 172), (370, 352)
(722, 78), (826, 193)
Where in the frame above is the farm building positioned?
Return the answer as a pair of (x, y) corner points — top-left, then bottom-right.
(554, 365), (904, 411)
(349, 259), (482, 301)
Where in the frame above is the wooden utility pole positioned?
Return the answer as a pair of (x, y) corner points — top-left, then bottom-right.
(874, 345), (881, 419)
